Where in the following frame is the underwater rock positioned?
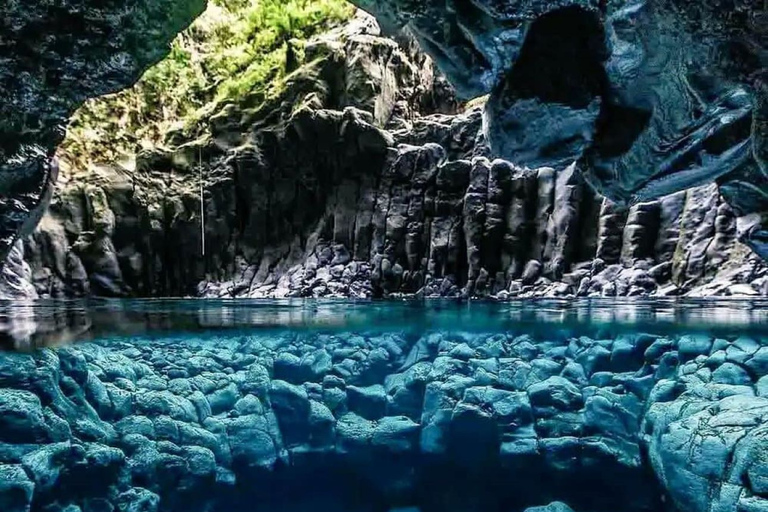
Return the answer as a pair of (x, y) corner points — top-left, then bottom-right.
(524, 503), (577, 512)
(0, 464), (34, 512)
(2, 328), (768, 512)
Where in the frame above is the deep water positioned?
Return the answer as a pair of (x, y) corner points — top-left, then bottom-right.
(1, 299), (768, 512)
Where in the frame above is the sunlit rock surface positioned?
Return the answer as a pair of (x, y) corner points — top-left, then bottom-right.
(1, 324), (768, 512)
(0, 0), (206, 268)
(0, 243), (37, 300)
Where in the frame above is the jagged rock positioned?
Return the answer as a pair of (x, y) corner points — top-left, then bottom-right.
(0, 242), (37, 300)
(524, 503), (576, 512)
(347, 384), (388, 420)
(350, 0), (768, 262)
(0, 0), (206, 268)
(0, 11), (764, 300)
(0, 465), (34, 512)
(115, 488), (160, 512)
(0, 390), (51, 444)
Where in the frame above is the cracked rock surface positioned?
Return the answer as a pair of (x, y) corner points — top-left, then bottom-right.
(349, 0), (768, 261)
(0, 0), (206, 269)
(2, 326), (768, 512)
(1, 5), (767, 299)
(4, 16), (766, 300)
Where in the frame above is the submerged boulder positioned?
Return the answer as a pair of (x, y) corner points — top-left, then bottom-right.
(6, 327), (767, 512)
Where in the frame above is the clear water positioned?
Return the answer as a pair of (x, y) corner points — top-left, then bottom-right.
(2, 298), (768, 350)
(1, 299), (767, 512)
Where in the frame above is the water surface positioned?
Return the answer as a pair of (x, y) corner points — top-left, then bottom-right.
(2, 298), (768, 350)
(1, 298), (767, 512)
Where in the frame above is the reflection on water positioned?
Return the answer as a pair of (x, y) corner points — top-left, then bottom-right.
(1, 298), (767, 351)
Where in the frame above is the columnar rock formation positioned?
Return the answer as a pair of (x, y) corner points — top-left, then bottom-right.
(349, 0), (768, 261)
(3, 16), (765, 300)
(1, 326), (768, 512)
(1, 4), (767, 299)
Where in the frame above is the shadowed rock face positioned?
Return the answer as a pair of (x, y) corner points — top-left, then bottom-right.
(0, 0), (207, 267)
(1, 3), (766, 298)
(349, 0), (768, 261)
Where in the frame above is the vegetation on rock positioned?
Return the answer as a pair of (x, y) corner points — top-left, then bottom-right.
(60, 0), (354, 170)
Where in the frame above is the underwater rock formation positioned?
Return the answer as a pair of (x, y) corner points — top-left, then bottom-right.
(350, 0), (768, 261)
(1, 327), (768, 512)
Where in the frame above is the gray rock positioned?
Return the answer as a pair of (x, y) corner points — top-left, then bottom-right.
(351, 0), (768, 264)
(0, 0), (206, 272)
(3, 16), (764, 301)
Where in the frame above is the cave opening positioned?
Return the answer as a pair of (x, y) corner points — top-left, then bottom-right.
(508, 6), (609, 110)
(483, 5), (612, 171)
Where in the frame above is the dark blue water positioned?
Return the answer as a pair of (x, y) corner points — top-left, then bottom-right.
(1, 299), (767, 512)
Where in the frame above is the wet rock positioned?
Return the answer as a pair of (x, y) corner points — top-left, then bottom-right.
(0, 0), (206, 270)
(0, 465), (34, 512)
(347, 385), (388, 420)
(3, 327), (768, 512)
(269, 380), (311, 446)
(115, 488), (160, 512)
(712, 363), (752, 385)
(352, 0), (768, 264)
(524, 502), (576, 512)
(528, 376), (582, 413)
(0, 390), (51, 443)
(0, 242), (37, 300)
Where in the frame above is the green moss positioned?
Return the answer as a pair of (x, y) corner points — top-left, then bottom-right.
(61, 0), (354, 170)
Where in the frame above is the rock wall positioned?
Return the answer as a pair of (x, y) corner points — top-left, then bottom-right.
(4, 15), (767, 300)
(0, 0), (206, 268)
(348, 0), (768, 262)
(1, 326), (768, 512)
(2, 1), (767, 296)
(0, 242), (37, 300)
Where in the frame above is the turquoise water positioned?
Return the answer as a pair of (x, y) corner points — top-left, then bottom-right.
(2, 298), (768, 350)
(1, 299), (768, 512)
